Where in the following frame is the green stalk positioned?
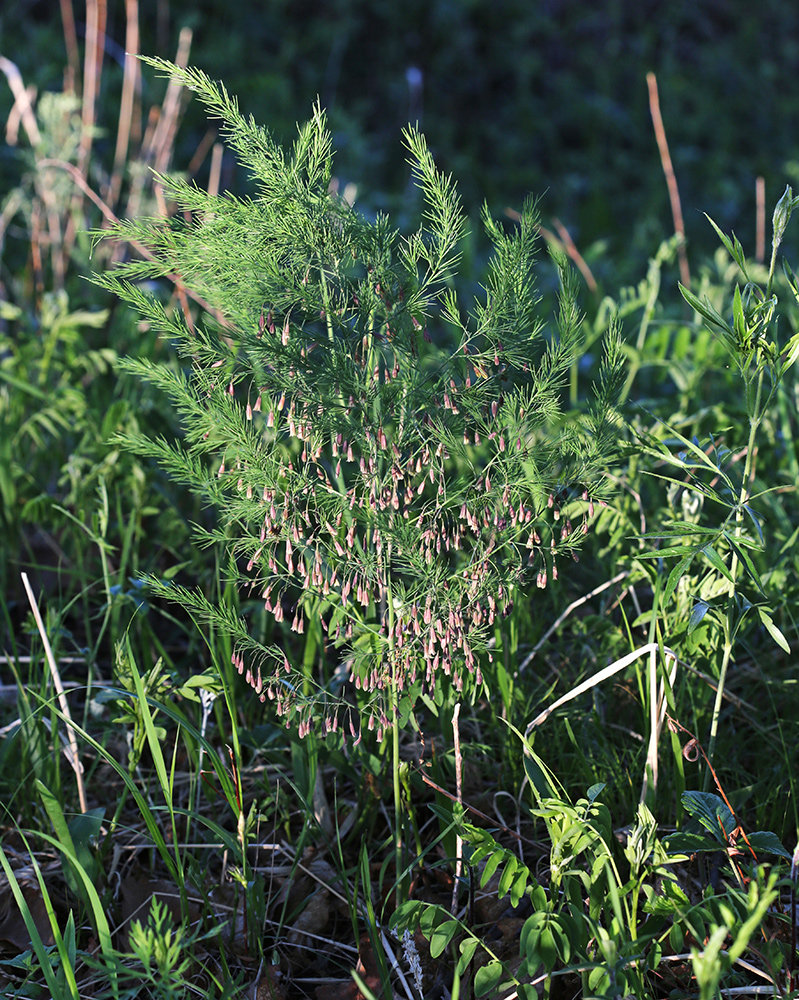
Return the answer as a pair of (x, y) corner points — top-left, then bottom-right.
(385, 571), (403, 911)
(704, 368), (764, 781)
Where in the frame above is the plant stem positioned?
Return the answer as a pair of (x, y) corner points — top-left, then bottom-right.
(704, 368), (764, 782)
(385, 572), (404, 912)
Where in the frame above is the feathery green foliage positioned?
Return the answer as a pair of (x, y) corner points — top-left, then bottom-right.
(94, 60), (624, 740)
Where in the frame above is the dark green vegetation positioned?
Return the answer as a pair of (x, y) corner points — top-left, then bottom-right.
(3, 3), (799, 998)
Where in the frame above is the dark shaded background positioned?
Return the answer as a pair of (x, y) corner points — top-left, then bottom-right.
(3, 0), (799, 285)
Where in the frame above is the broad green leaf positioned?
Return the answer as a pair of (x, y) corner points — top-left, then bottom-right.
(688, 600), (710, 633)
(662, 831), (729, 855)
(757, 607), (790, 653)
(681, 790), (735, 840)
(723, 534), (765, 595)
(700, 544), (733, 582)
(475, 959), (504, 996)
(390, 900), (422, 931)
(746, 830), (791, 860)
(456, 936), (480, 975)
(430, 918), (458, 959)
(664, 550), (696, 605)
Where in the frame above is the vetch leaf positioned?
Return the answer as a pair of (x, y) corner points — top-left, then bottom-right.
(498, 857), (518, 897)
(457, 936), (480, 975)
(430, 918), (458, 959)
(475, 959), (504, 997)
(479, 847), (504, 888)
(679, 284), (731, 333)
(700, 544), (733, 582)
(511, 866), (530, 908)
(757, 607), (790, 653)
(664, 551), (696, 605)
(638, 544), (704, 560)
(688, 600), (711, 633)
(724, 534), (765, 595)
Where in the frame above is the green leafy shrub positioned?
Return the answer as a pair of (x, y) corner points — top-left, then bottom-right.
(95, 60), (625, 747)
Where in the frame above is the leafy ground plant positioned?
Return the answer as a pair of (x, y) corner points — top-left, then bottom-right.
(635, 187), (799, 778)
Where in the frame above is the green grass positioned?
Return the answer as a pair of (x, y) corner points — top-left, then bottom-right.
(2, 7), (799, 999)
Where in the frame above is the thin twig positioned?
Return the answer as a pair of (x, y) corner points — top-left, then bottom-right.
(756, 176), (765, 264)
(58, 0), (81, 93)
(551, 216), (598, 292)
(505, 206), (598, 292)
(107, 0), (141, 209)
(35, 158), (227, 325)
(187, 127), (219, 178)
(647, 71), (690, 288)
(21, 573), (87, 814)
(78, 0), (106, 181)
(451, 702), (462, 915)
(0, 57), (42, 147)
(151, 26), (193, 176)
(665, 714), (757, 882)
(518, 571), (628, 673)
(208, 142), (224, 199)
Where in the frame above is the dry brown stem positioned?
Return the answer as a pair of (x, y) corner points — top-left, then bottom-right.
(646, 71), (690, 289)
(756, 175), (765, 264)
(107, 0), (142, 209)
(0, 57), (42, 147)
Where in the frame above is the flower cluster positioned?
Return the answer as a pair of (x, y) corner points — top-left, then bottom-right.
(219, 329), (605, 740)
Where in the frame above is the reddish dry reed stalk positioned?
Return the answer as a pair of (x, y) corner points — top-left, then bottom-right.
(646, 71), (690, 289)
(756, 176), (766, 264)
